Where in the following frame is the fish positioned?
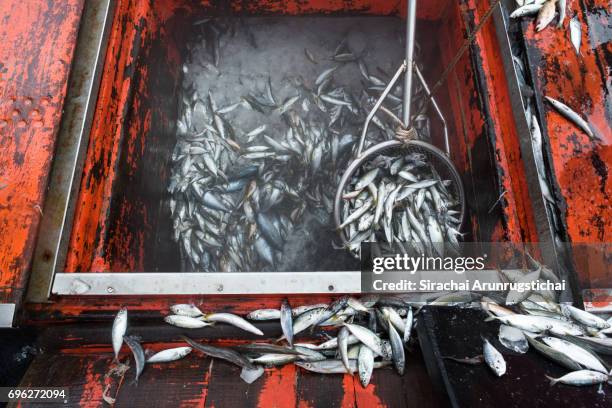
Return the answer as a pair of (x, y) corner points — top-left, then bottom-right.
(123, 335), (145, 384)
(181, 336), (255, 369)
(387, 319), (405, 375)
(171, 21), (442, 272)
(294, 347), (327, 362)
(355, 169), (379, 190)
(337, 199), (373, 230)
(556, 0), (566, 27)
(147, 347), (192, 363)
(295, 359), (391, 374)
(482, 337), (506, 377)
(524, 334), (583, 370)
(540, 337), (608, 373)
(510, 3), (544, 18)
(203, 313), (264, 336)
(486, 313), (583, 336)
(343, 323), (385, 357)
(403, 307), (413, 344)
(257, 213), (284, 250)
(544, 96), (594, 139)
(234, 343), (303, 356)
(170, 304), (203, 318)
(280, 299), (294, 347)
(546, 370), (609, 386)
(442, 355), (485, 365)
(289, 307), (330, 338)
(164, 315), (215, 329)
(565, 335), (612, 356)
(314, 334), (360, 351)
(505, 268), (541, 305)
(481, 300), (515, 317)
(535, 0), (557, 31)
(315, 66), (338, 86)
(112, 307), (128, 361)
(250, 353), (298, 366)
(304, 48), (317, 64)
(358, 345), (375, 387)
(338, 327), (353, 374)
(560, 304), (610, 330)
(569, 17), (581, 55)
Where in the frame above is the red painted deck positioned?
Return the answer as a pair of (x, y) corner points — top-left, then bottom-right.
(15, 325), (445, 408)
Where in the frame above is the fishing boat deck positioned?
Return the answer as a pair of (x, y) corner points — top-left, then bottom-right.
(13, 324), (446, 407)
(418, 307), (612, 408)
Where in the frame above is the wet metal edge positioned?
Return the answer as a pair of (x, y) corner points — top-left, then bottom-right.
(491, 5), (582, 306)
(26, 0), (115, 302)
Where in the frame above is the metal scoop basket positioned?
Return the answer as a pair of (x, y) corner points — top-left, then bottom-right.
(333, 0), (466, 245)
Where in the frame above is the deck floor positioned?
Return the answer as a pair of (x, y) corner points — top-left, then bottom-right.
(15, 346), (446, 407)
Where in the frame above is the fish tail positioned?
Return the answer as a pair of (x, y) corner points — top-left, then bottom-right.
(483, 308), (499, 322)
(545, 375), (558, 386)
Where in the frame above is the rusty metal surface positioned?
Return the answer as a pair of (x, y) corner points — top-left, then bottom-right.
(20, 0), (541, 320)
(0, 0), (84, 312)
(27, 0), (115, 303)
(522, 0), (611, 290)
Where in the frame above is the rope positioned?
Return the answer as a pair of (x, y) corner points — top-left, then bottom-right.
(395, 126), (418, 144)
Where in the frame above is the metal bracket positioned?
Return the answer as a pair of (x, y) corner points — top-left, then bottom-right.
(51, 269), (516, 296)
(51, 272), (362, 295)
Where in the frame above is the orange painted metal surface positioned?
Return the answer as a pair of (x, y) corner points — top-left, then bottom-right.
(0, 0), (84, 308)
(23, 0), (542, 321)
(522, 0), (610, 289)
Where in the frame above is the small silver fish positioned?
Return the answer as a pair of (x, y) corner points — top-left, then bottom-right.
(123, 335), (145, 384)
(482, 337), (506, 377)
(280, 299), (294, 347)
(164, 315), (214, 329)
(569, 17), (581, 55)
(112, 307), (128, 361)
(170, 304), (203, 318)
(315, 66), (339, 86)
(536, 0), (557, 31)
(557, 0), (566, 27)
(560, 304), (610, 329)
(510, 3), (543, 18)
(338, 327), (353, 374)
(544, 96), (594, 138)
(147, 346), (192, 363)
(546, 370), (609, 386)
(343, 323), (384, 357)
(203, 313), (264, 336)
(357, 345), (375, 387)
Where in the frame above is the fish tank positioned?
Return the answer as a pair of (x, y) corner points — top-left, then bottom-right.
(61, 0), (513, 274)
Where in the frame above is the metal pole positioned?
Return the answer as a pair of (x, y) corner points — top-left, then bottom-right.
(402, 0), (417, 127)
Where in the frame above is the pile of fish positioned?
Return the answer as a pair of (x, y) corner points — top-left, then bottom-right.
(111, 295), (416, 387)
(168, 18), (435, 271)
(338, 152), (462, 255)
(478, 296), (612, 387)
